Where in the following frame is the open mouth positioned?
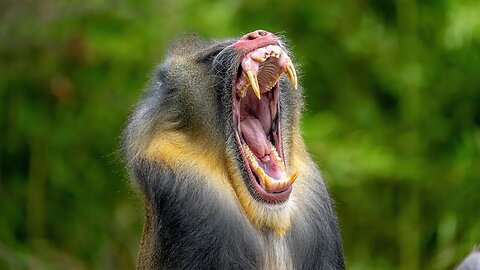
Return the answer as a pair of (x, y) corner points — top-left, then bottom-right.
(232, 44), (299, 203)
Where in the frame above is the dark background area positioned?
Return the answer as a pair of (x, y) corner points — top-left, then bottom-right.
(1, 0), (479, 269)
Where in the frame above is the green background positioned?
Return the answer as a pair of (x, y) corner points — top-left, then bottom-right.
(1, 0), (479, 269)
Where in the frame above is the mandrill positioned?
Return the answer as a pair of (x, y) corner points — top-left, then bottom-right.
(122, 30), (345, 269)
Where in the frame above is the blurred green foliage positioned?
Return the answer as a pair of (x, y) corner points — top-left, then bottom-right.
(1, 0), (479, 269)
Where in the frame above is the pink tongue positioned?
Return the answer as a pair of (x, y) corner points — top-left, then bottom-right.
(240, 118), (271, 157)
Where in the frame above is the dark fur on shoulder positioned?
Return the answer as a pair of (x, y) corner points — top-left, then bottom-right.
(122, 32), (345, 270)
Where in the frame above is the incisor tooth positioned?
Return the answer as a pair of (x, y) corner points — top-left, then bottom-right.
(246, 70), (261, 99)
(285, 59), (298, 90)
(252, 55), (266, 62)
(264, 178), (290, 193)
(271, 181), (280, 191)
(278, 180), (287, 190)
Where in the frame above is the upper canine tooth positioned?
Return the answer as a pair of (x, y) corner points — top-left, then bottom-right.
(284, 59), (298, 90)
(246, 70), (261, 99)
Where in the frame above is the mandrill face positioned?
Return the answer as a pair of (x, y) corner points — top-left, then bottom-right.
(202, 30), (306, 233)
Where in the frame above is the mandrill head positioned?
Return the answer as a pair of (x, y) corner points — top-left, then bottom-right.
(124, 30), (308, 235)
(123, 30), (345, 269)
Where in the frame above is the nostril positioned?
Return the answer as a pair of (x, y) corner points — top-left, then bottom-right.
(235, 30), (277, 51)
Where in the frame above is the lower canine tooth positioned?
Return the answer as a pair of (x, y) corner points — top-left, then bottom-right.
(278, 180), (287, 190)
(289, 171), (299, 185)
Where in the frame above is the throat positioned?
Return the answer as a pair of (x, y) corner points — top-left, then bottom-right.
(239, 90), (284, 180)
(235, 85), (296, 195)
(239, 86), (279, 153)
